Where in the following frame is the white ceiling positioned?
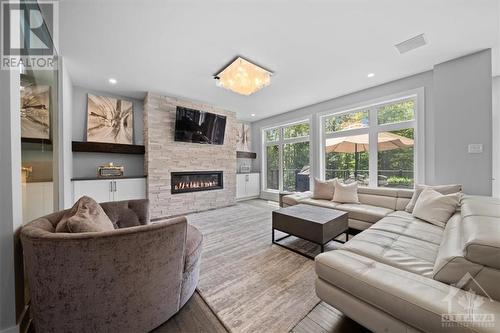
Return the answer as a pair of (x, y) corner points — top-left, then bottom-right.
(59, 0), (500, 121)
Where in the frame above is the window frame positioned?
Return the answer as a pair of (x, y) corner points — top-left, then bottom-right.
(318, 88), (425, 187)
(262, 118), (312, 192)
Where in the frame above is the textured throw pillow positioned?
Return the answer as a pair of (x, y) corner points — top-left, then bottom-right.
(405, 184), (462, 213)
(332, 181), (359, 204)
(56, 196), (115, 233)
(412, 188), (460, 228)
(312, 178), (336, 200)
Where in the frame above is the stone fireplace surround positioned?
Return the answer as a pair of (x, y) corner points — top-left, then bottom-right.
(144, 93), (237, 219)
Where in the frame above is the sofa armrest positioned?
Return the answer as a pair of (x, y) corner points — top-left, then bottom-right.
(316, 250), (500, 333)
(21, 217), (187, 332)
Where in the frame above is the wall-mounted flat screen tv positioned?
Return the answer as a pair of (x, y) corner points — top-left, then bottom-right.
(174, 106), (227, 145)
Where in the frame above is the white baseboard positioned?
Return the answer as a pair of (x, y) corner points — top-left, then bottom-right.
(0, 325), (19, 333)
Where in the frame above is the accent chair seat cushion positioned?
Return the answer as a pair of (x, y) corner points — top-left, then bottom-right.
(180, 224), (203, 307)
(185, 224), (203, 272)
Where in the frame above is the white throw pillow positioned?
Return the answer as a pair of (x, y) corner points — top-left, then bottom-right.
(412, 188), (460, 227)
(405, 184), (462, 213)
(332, 181), (359, 204)
(312, 178), (336, 200)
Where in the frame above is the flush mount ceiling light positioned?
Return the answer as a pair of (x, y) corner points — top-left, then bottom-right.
(367, 73), (375, 78)
(108, 78), (117, 84)
(214, 57), (272, 96)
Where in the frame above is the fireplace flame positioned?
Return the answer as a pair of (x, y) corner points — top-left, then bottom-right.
(174, 180), (217, 190)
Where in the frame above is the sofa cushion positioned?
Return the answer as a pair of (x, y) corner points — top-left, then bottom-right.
(300, 198), (341, 209)
(312, 178), (336, 200)
(56, 196), (115, 233)
(336, 204), (393, 223)
(357, 194), (397, 211)
(281, 192), (312, 206)
(315, 250), (500, 333)
(433, 213), (483, 282)
(461, 199), (500, 270)
(341, 229), (439, 277)
(412, 188), (460, 227)
(332, 181), (359, 204)
(372, 213), (444, 245)
(405, 184), (462, 213)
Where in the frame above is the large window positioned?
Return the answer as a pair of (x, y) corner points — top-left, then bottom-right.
(322, 97), (416, 188)
(264, 121), (310, 192)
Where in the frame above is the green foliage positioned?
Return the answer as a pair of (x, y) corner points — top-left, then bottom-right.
(283, 142), (310, 191)
(284, 123), (309, 138)
(378, 100), (414, 125)
(387, 176), (413, 186)
(325, 110), (369, 133)
(266, 128), (279, 142)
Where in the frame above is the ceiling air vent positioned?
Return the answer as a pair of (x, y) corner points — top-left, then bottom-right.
(395, 34), (427, 54)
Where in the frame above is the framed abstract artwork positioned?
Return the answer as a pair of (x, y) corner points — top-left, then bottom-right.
(20, 85), (50, 140)
(236, 122), (251, 151)
(86, 94), (134, 144)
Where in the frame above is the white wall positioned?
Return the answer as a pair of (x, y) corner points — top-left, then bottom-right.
(252, 50), (493, 197)
(433, 50), (492, 196)
(0, 68), (21, 333)
(493, 76), (500, 197)
(71, 86), (145, 178)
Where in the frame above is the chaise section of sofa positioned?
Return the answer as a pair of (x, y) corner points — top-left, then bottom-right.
(315, 195), (500, 333)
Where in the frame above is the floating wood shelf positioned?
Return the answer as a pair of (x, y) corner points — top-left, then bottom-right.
(237, 151), (257, 159)
(72, 141), (145, 155)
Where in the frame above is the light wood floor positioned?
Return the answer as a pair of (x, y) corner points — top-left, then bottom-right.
(154, 291), (369, 333)
(155, 199), (370, 333)
(292, 302), (370, 333)
(152, 292), (227, 333)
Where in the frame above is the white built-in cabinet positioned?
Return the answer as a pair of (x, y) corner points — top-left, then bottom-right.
(22, 182), (54, 224)
(72, 178), (146, 204)
(236, 173), (260, 200)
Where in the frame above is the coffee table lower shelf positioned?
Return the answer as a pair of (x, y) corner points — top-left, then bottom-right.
(272, 228), (349, 260)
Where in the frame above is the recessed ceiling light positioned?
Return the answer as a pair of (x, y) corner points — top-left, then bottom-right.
(215, 57), (272, 96)
(108, 78), (117, 84)
(367, 73), (375, 78)
(251, 113), (256, 117)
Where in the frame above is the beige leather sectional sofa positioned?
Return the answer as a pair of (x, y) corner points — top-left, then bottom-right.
(282, 188), (500, 333)
(281, 186), (414, 231)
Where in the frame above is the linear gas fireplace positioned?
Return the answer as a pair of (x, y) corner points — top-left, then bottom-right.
(171, 171), (223, 194)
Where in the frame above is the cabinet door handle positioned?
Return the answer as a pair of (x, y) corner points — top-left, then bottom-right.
(113, 181), (117, 192)
(110, 181), (113, 192)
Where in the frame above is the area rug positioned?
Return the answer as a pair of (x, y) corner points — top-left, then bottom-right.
(187, 200), (338, 333)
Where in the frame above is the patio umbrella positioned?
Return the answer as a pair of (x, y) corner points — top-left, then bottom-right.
(325, 132), (414, 179)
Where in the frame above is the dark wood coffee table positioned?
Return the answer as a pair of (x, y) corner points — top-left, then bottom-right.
(272, 204), (349, 259)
